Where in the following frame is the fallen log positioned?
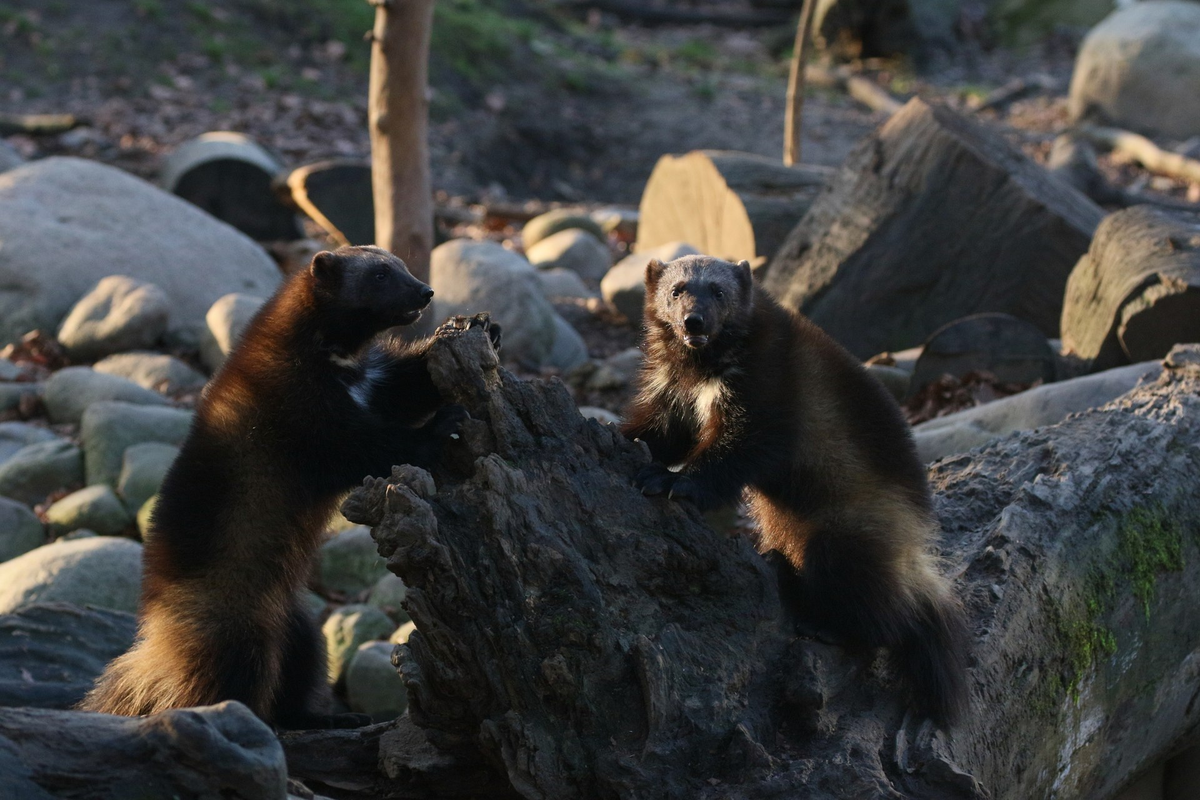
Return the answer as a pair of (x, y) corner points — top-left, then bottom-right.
(1060, 205), (1200, 371)
(764, 98), (1104, 358)
(317, 326), (1200, 799)
(636, 150), (830, 267)
(1077, 125), (1200, 187)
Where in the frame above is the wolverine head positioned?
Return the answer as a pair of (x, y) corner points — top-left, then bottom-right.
(309, 245), (433, 329)
(645, 255), (753, 351)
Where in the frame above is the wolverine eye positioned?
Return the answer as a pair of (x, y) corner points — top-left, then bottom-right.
(671, 286), (682, 298)
(374, 270), (387, 282)
(712, 285), (724, 299)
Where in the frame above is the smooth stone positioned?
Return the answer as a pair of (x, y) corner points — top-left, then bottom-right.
(521, 209), (606, 249)
(601, 242), (699, 322)
(345, 641), (407, 722)
(200, 293), (265, 372)
(319, 526), (388, 597)
(0, 423), (57, 465)
(0, 382), (41, 415)
(322, 604), (395, 685)
(93, 352), (207, 394)
(0, 440), (84, 507)
(547, 315), (589, 373)
(80, 402), (193, 487)
(526, 228), (612, 283)
(44, 485), (131, 538)
(56, 276), (170, 360)
(117, 442), (179, 514)
(0, 497), (45, 563)
(366, 573), (409, 624)
(43, 367), (168, 425)
(536, 268), (597, 300)
(0, 536), (143, 614)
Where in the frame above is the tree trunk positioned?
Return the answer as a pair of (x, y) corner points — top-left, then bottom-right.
(368, 0), (435, 285)
(636, 150), (830, 267)
(764, 98), (1104, 359)
(0, 701), (288, 799)
(309, 326), (1200, 799)
(1061, 205), (1200, 372)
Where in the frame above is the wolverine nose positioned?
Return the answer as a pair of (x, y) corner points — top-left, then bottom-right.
(683, 314), (705, 334)
(420, 287), (434, 306)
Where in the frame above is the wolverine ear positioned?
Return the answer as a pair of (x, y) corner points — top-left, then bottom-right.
(645, 258), (666, 287)
(310, 251), (338, 282)
(735, 260), (753, 291)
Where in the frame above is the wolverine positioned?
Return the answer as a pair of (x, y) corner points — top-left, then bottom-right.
(80, 246), (496, 729)
(622, 254), (968, 724)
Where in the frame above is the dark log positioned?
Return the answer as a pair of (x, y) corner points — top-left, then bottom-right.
(336, 325), (1200, 798)
(286, 160), (376, 248)
(0, 701), (288, 799)
(909, 312), (1058, 396)
(636, 150), (830, 267)
(764, 98), (1105, 359)
(1061, 206), (1200, 372)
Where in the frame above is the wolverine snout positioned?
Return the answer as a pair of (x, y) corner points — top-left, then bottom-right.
(420, 286), (434, 307)
(683, 314), (705, 334)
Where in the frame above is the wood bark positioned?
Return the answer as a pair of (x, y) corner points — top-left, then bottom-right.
(0, 701), (288, 799)
(312, 327), (1200, 799)
(764, 98), (1105, 359)
(783, 0), (819, 166)
(636, 150), (830, 267)
(368, 0), (435, 285)
(1060, 206), (1200, 372)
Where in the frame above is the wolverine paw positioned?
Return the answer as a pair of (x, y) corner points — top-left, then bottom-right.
(426, 403), (469, 438)
(435, 313), (493, 339)
(666, 475), (701, 504)
(635, 463), (677, 496)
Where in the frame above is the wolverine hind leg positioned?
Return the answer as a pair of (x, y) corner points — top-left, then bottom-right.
(272, 599), (370, 730)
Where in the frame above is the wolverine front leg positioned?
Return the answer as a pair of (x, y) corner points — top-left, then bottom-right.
(645, 434), (784, 511)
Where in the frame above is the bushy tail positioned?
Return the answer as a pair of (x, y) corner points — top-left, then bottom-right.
(895, 590), (970, 726)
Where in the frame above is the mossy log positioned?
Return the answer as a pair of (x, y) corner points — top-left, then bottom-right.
(635, 150), (830, 267)
(765, 98), (1104, 359)
(284, 331), (1200, 799)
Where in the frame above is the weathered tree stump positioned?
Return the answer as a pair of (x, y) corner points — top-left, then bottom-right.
(1061, 206), (1200, 372)
(764, 98), (1104, 359)
(0, 701), (287, 799)
(635, 150), (830, 267)
(286, 327), (1200, 799)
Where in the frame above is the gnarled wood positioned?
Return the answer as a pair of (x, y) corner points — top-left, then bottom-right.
(337, 326), (1200, 799)
(636, 150), (830, 267)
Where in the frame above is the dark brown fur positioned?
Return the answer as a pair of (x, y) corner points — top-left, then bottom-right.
(79, 246), (485, 729)
(622, 255), (968, 725)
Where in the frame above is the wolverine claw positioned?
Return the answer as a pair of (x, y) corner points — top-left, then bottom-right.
(667, 476), (700, 504)
(428, 403), (469, 438)
(635, 463), (676, 496)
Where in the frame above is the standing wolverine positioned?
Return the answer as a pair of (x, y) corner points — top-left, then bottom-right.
(80, 246), (491, 729)
(622, 255), (968, 724)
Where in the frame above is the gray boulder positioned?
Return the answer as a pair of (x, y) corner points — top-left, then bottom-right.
(0, 359), (25, 381)
(0, 141), (22, 174)
(201, 293), (265, 372)
(319, 526), (388, 596)
(117, 442), (179, 513)
(0, 603), (136, 709)
(578, 406), (621, 426)
(0, 439), (84, 507)
(43, 367), (168, 425)
(547, 315), (589, 373)
(366, 573), (409, 624)
(80, 402), (193, 486)
(0, 382), (41, 415)
(526, 228), (612, 283)
(0, 422), (56, 464)
(93, 352), (208, 395)
(0, 157), (281, 347)
(0, 497), (44, 563)
(345, 641), (407, 722)
(913, 359), (1161, 462)
(322, 604), (394, 685)
(602, 242), (699, 322)
(1069, 1), (1200, 140)
(536, 268), (596, 301)
(55, 275), (170, 360)
(521, 209), (606, 249)
(430, 239), (584, 371)
(44, 485), (132, 538)
(0, 701), (287, 800)
(0, 536), (143, 614)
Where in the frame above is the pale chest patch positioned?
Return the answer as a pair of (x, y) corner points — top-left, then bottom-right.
(346, 362), (385, 410)
(690, 378), (727, 428)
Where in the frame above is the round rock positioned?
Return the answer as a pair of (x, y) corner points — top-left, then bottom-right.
(345, 640), (407, 721)
(366, 573), (409, 624)
(0, 422), (57, 465)
(319, 526), (388, 597)
(910, 313), (1057, 396)
(521, 209), (606, 249)
(56, 276), (170, 360)
(322, 604), (395, 685)
(200, 293), (265, 372)
(526, 228), (612, 283)
(536, 268), (597, 301)
(93, 352), (208, 395)
(44, 485), (132, 538)
(0, 496), (45, 563)
(0, 536), (143, 614)
(1069, 1), (1200, 140)
(602, 242), (699, 322)
(117, 442), (180, 513)
(80, 401), (193, 487)
(43, 367), (168, 425)
(0, 439), (84, 507)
